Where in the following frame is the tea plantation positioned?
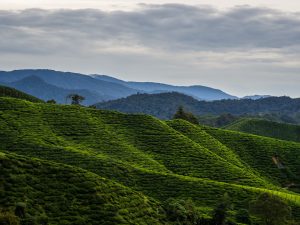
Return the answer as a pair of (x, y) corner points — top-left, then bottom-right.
(0, 97), (300, 224)
(225, 118), (300, 143)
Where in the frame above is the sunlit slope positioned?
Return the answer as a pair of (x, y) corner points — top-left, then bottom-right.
(0, 152), (164, 225)
(1, 97), (300, 220)
(225, 118), (300, 143)
(202, 125), (300, 187)
(0, 97), (270, 187)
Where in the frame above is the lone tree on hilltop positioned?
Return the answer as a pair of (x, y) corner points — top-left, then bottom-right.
(173, 106), (199, 125)
(66, 94), (85, 105)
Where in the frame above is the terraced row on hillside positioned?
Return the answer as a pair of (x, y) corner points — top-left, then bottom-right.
(225, 118), (300, 143)
(1, 97), (300, 224)
(1, 152), (163, 225)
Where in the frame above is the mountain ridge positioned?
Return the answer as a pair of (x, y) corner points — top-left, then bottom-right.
(0, 69), (239, 102)
(0, 69), (139, 102)
(2, 75), (107, 105)
(95, 92), (300, 119)
(93, 74), (238, 100)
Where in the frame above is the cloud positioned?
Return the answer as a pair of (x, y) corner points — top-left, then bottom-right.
(1, 5), (300, 54)
(0, 4), (300, 97)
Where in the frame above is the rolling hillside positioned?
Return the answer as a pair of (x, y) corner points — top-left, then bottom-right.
(225, 118), (300, 143)
(1, 152), (164, 224)
(95, 92), (300, 120)
(0, 85), (43, 103)
(1, 97), (300, 224)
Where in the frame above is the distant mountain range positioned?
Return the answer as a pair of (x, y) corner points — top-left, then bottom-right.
(0, 84), (43, 103)
(93, 75), (237, 101)
(0, 70), (138, 104)
(2, 75), (106, 105)
(95, 92), (300, 119)
(242, 95), (272, 100)
(0, 69), (237, 104)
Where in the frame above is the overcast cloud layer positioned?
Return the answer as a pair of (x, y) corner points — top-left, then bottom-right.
(0, 4), (300, 97)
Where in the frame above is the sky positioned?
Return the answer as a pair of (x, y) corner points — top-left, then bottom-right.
(0, 1), (300, 97)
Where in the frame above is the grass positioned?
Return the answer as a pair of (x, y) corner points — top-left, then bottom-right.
(0, 97), (300, 223)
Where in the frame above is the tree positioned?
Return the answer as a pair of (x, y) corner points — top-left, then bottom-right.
(46, 99), (56, 104)
(163, 198), (201, 224)
(0, 210), (20, 225)
(212, 193), (232, 225)
(173, 106), (199, 125)
(249, 193), (291, 225)
(235, 209), (251, 224)
(215, 113), (237, 127)
(14, 203), (26, 219)
(66, 94), (85, 105)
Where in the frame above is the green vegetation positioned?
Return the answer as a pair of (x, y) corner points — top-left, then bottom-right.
(95, 92), (300, 123)
(46, 99), (56, 104)
(1, 97), (300, 224)
(0, 85), (43, 103)
(197, 113), (239, 127)
(225, 118), (300, 143)
(249, 193), (291, 225)
(66, 93), (85, 105)
(173, 106), (199, 124)
(1, 152), (163, 225)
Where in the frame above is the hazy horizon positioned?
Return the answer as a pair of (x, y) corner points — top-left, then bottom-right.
(1, 1), (300, 97)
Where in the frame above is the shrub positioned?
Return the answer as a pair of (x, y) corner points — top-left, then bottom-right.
(0, 210), (20, 225)
(249, 193), (291, 225)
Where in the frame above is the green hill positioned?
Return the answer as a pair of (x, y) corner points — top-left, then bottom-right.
(1, 97), (300, 224)
(0, 85), (43, 103)
(95, 92), (300, 121)
(225, 118), (300, 142)
(1, 152), (163, 225)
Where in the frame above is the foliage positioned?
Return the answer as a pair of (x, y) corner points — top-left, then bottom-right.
(173, 106), (199, 124)
(46, 99), (56, 104)
(163, 198), (200, 224)
(249, 193), (291, 225)
(235, 209), (251, 225)
(66, 94), (85, 105)
(95, 92), (300, 121)
(212, 193), (232, 225)
(0, 210), (20, 225)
